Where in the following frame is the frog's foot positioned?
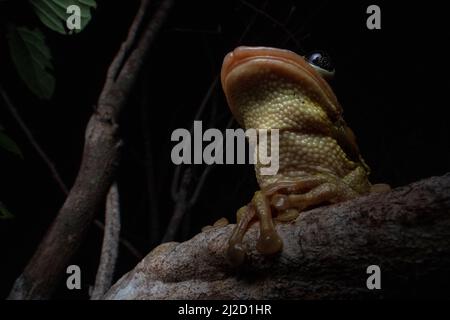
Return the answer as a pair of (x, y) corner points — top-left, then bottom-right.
(201, 217), (229, 232)
(213, 217), (229, 227)
(252, 191), (283, 255)
(227, 191), (284, 266)
(275, 209), (300, 222)
(201, 225), (213, 232)
(227, 205), (256, 266)
(271, 181), (357, 212)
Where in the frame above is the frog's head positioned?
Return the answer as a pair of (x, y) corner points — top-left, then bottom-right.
(221, 46), (343, 127)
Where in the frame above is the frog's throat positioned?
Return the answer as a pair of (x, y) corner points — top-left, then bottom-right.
(221, 46), (342, 126)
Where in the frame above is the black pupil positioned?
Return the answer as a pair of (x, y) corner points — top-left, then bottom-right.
(307, 52), (333, 71)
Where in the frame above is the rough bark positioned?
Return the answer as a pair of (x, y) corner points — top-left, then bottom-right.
(104, 173), (450, 299)
(7, 0), (174, 300)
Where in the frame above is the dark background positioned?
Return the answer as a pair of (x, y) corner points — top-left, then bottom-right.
(0, 0), (449, 299)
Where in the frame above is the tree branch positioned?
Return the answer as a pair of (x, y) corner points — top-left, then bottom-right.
(7, 0), (175, 300)
(93, 220), (143, 260)
(104, 173), (450, 299)
(91, 183), (121, 300)
(0, 83), (142, 259)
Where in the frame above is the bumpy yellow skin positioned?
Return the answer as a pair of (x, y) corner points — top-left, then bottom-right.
(237, 72), (370, 193)
(221, 47), (382, 265)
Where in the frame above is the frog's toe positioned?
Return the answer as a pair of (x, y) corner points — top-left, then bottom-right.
(256, 230), (283, 255)
(227, 242), (246, 266)
(227, 205), (256, 266)
(203, 218), (229, 233)
(213, 217), (229, 227)
(252, 191), (284, 255)
(201, 225), (213, 232)
(275, 209), (300, 222)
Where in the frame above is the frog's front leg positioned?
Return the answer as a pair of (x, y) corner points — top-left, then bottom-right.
(228, 191), (283, 266)
(227, 204), (256, 266)
(271, 182), (357, 212)
(252, 191), (284, 255)
(227, 174), (365, 266)
(227, 178), (319, 265)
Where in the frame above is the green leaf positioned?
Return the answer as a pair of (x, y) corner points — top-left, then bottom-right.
(0, 201), (14, 219)
(30, 0), (97, 34)
(7, 26), (55, 100)
(0, 131), (22, 158)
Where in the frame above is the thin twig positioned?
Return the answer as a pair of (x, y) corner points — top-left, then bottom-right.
(163, 168), (191, 243)
(166, 78), (219, 242)
(237, 0), (269, 44)
(240, 0), (301, 48)
(140, 71), (159, 245)
(91, 182), (121, 300)
(93, 220), (143, 260)
(280, 0), (328, 46)
(192, 77), (220, 129)
(107, 0), (151, 82)
(0, 84), (69, 195)
(188, 116), (234, 207)
(170, 77), (219, 200)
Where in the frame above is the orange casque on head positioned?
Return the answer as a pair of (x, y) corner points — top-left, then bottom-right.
(220, 46), (343, 126)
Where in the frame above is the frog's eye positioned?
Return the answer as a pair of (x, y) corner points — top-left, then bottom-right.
(306, 51), (335, 81)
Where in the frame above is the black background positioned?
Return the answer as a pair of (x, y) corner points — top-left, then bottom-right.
(0, 0), (449, 299)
